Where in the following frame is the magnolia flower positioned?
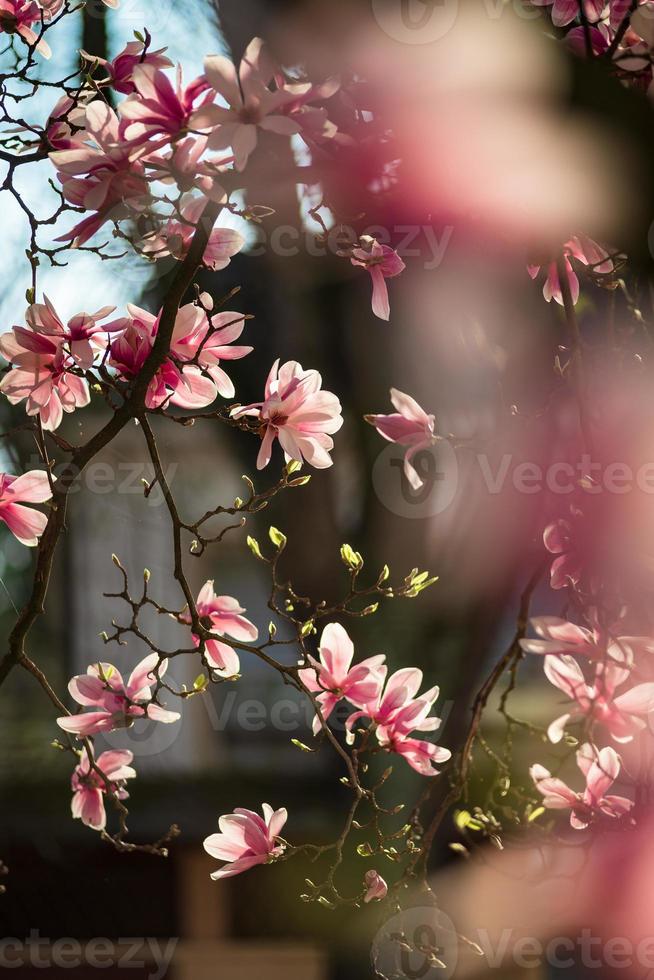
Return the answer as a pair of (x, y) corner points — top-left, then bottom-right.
(298, 622), (386, 735)
(71, 748), (135, 831)
(139, 196), (244, 273)
(566, 24), (611, 56)
(195, 310), (252, 399)
(0, 0), (51, 57)
(527, 235), (613, 305)
(531, 743), (632, 829)
(109, 298), (250, 408)
(231, 359), (343, 469)
(56, 653), (180, 736)
(17, 295), (118, 369)
(520, 616), (654, 666)
(0, 330), (90, 431)
(365, 388), (437, 491)
(543, 654), (654, 744)
(143, 137), (230, 203)
(81, 39), (172, 96)
(51, 101), (150, 246)
(363, 870), (388, 903)
(191, 38), (303, 171)
(528, 0), (605, 27)
(383, 734), (452, 776)
(350, 237), (406, 321)
(139, 303), (217, 411)
(203, 803), (288, 880)
(347, 667), (438, 734)
(43, 94), (90, 151)
(184, 580), (258, 678)
(107, 303), (157, 380)
(0, 470), (52, 546)
(39, 0), (118, 10)
(119, 65), (212, 149)
(347, 667), (451, 776)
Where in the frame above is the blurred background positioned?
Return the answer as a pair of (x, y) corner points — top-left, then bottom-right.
(2, 0), (654, 977)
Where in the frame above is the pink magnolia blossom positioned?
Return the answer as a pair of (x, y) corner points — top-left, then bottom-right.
(347, 667), (438, 733)
(139, 197), (244, 272)
(529, 0), (605, 27)
(298, 622), (386, 735)
(0, 0), (51, 57)
(107, 303), (156, 379)
(347, 667), (452, 776)
(119, 64), (211, 150)
(277, 77), (340, 145)
(383, 734), (452, 776)
(520, 616), (654, 666)
(109, 299), (250, 408)
(44, 94), (89, 150)
(184, 580), (258, 678)
(203, 803), (288, 880)
(195, 310), (252, 399)
(350, 237), (406, 321)
(50, 101), (150, 246)
(531, 743), (633, 829)
(527, 235), (613, 305)
(143, 137), (230, 203)
(39, 0), (118, 10)
(56, 653), (180, 736)
(17, 295), (118, 369)
(0, 331), (90, 431)
(81, 39), (172, 96)
(566, 24), (611, 56)
(543, 654), (654, 743)
(191, 38), (303, 171)
(231, 359), (343, 470)
(363, 870), (388, 902)
(0, 470), (52, 546)
(71, 747), (135, 831)
(365, 388), (436, 491)
(135, 303), (219, 411)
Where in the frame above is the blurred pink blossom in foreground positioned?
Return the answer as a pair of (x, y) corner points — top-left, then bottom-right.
(543, 655), (654, 743)
(531, 743), (633, 829)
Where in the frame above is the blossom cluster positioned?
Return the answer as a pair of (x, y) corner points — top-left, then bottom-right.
(522, 525), (654, 829)
(38, 34), (406, 319)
